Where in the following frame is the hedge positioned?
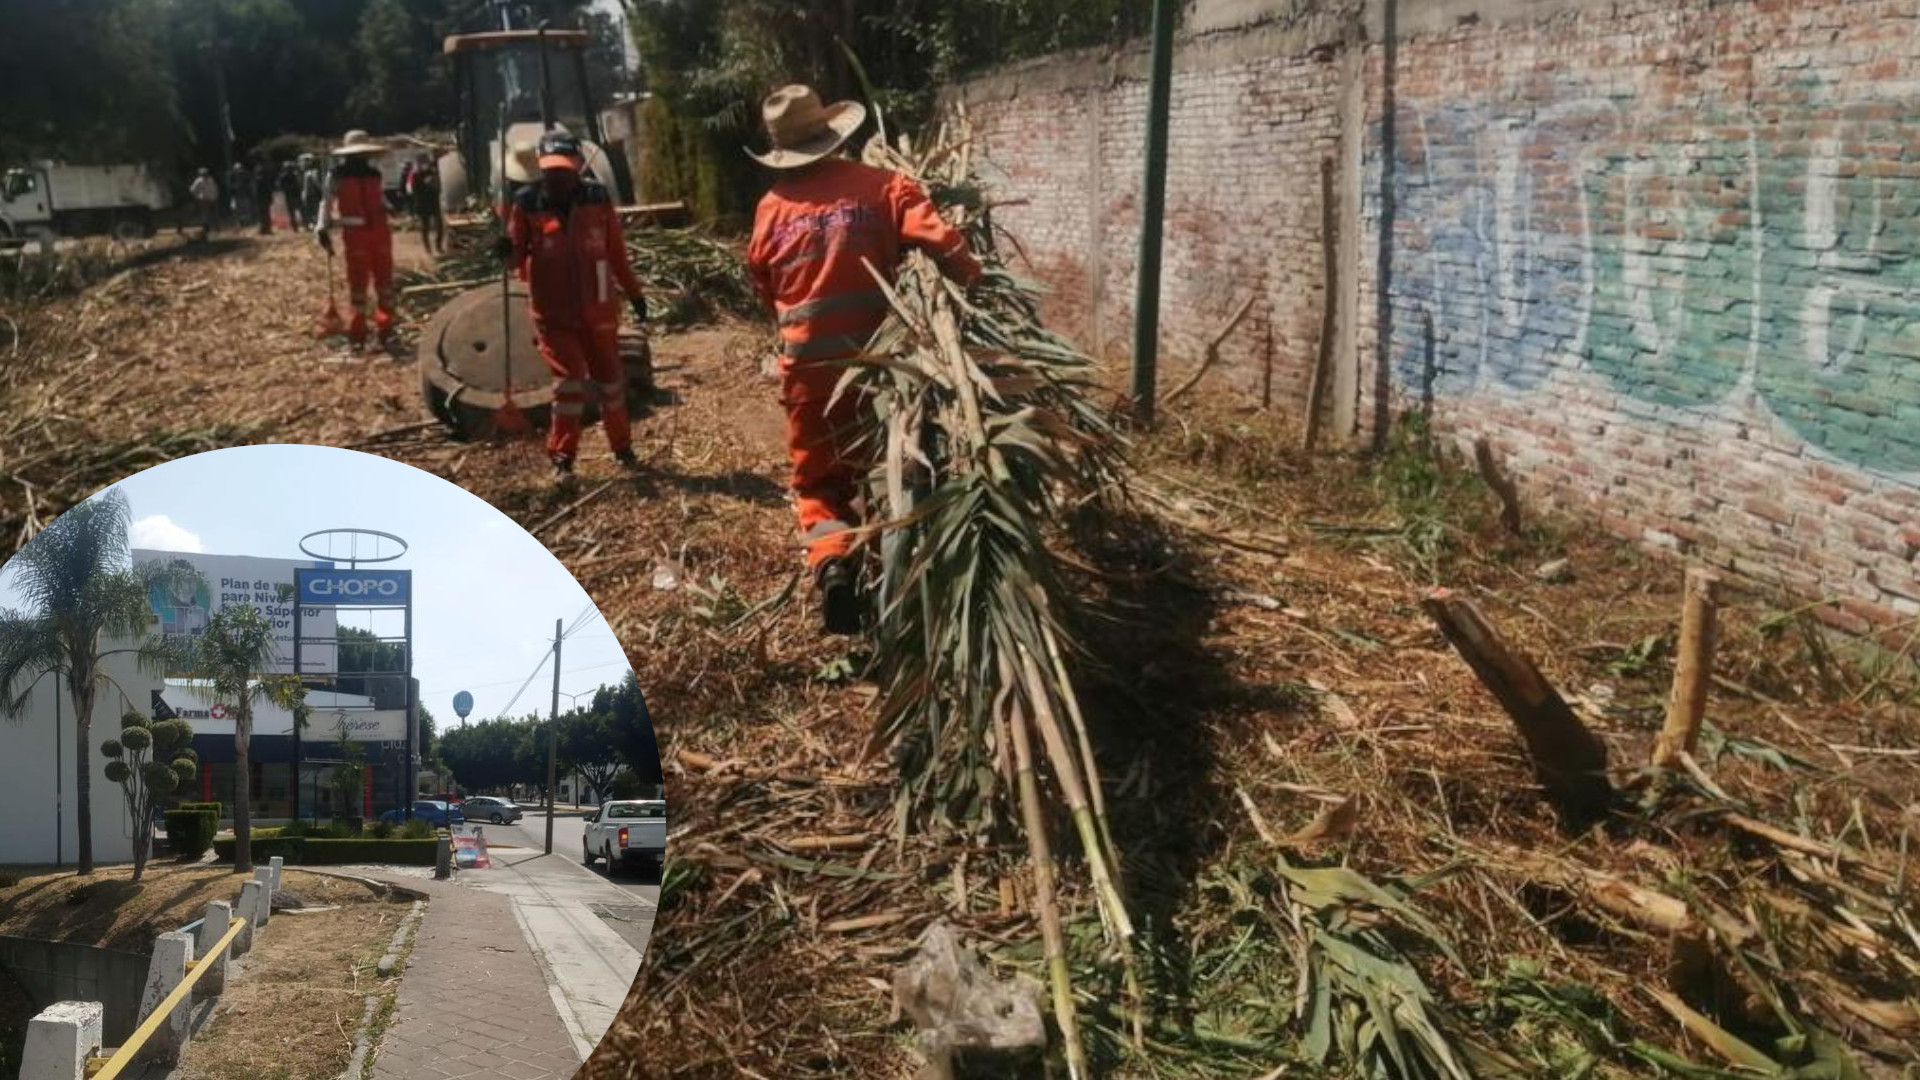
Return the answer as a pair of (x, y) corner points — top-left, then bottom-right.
(177, 800), (223, 818)
(212, 836), (439, 866)
(162, 808), (218, 859)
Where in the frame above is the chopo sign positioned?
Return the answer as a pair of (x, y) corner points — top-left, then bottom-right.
(297, 569), (410, 605)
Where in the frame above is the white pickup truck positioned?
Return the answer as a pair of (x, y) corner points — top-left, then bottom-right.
(581, 799), (666, 875)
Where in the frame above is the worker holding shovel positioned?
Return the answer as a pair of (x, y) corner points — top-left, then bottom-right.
(745, 84), (982, 635)
(497, 130), (649, 484)
(314, 130), (398, 352)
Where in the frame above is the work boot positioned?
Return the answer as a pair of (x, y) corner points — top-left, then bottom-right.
(816, 557), (860, 636)
(551, 456), (575, 487)
(613, 447), (641, 473)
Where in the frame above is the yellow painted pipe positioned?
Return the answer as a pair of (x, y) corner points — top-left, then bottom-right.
(88, 917), (247, 1080)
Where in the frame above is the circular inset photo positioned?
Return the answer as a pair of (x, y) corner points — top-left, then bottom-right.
(0, 445), (659, 1077)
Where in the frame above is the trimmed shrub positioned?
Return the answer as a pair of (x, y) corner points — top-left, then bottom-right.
(210, 835), (439, 866)
(302, 839), (438, 866)
(398, 817), (434, 840)
(177, 801), (224, 818)
(162, 808), (218, 860)
(365, 820), (395, 840)
(213, 836), (305, 864)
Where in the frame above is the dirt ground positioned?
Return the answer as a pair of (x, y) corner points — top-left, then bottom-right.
(0, 861), (387, 953)
(172, 887), (413, 1080)
(4, 233), (1918, 1079)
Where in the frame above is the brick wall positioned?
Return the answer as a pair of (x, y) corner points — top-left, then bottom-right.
(958, 20), (1354, 408)
(1363, 0), (1920, 634)
(955, 0), (1920, 636)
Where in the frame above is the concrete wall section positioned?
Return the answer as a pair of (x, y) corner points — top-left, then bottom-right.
(0, 936), (150, 1044)
(1363, 0), (1920, 633)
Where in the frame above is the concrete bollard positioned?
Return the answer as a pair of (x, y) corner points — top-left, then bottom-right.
(252, 866), (274, 924)
(268, 854), (285, 893)
(136, 931), (194, 1064)
(235, 881), (264, 955)
(434, 835), (452, 880)
(195, 900), (233, 996)
(20, 1001), (102, 1080)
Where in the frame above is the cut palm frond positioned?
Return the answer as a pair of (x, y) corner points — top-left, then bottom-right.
(840, 112), (1133, 1076)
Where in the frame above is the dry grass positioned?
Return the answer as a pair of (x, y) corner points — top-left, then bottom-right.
(0, 862), (378, 953)
(5, 232), (1917, 1079)
(171, 886), (412, 1080)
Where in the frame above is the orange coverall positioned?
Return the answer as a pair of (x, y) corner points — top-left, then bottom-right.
(746, 157), (982, 571)
(321, 161), (395, 345)
(507, 180), (645, 462)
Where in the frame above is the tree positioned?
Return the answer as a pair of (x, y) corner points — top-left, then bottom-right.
(329, 729), (367, 822)
(603, 671), (661, 786)
(101, 710), (197, 882)
(557, 706), (620, 802)
(0, 490), (201, 876)
(185, 602), (304, 874)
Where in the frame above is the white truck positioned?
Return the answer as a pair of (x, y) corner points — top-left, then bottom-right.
(581, 798), (666, 875)
(1, 161), (172, 241)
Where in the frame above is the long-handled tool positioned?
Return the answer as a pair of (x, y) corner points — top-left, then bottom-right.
(493, 103), (530, 439)
(316, 243), (345, 338)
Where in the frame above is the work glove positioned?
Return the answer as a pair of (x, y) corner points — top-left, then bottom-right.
(628, 296), (649, 327)
(315, 229), (332, 255)
(493, 235), (514, 260)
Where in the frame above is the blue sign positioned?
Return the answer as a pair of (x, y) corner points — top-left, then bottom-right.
(297, 568), (411, 605)
(452, 691), (473, 718)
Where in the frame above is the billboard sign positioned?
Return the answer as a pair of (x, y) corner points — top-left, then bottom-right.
(135, 550), (337, 674)
(297, 569), (411, 605)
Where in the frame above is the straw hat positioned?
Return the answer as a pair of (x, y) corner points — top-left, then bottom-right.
(503, 140), (541, 184)
(333, 129), (386, 156)
(747, 85), (865, 169)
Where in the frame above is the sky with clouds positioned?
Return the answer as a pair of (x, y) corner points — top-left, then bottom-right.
(0, 446), (637, 728)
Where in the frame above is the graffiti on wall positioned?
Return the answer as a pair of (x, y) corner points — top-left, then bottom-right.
(1385, 78), (1920, 476)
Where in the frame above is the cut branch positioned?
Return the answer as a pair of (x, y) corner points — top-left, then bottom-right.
(1653, 568), (1719, 770)
(1421, 588), (1613, 825)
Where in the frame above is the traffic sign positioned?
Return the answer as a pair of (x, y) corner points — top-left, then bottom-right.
(452, 690), (473, 719)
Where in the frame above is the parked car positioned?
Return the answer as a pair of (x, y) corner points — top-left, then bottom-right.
(582, 799), (665, 875)
(379, 800), (465, 828)
(461, 795), (521, 824)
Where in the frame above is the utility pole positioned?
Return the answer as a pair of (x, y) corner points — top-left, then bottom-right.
(55, 683), (63, 867)
(1131, 0), (1176, 426)
(544, 618), (560, 855)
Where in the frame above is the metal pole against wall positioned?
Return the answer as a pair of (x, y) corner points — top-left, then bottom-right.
(292, 592), (302, 823)
(55, 681), (63, 867)
(544, 618), (560, 856)
(1130, 0), (1176, 426)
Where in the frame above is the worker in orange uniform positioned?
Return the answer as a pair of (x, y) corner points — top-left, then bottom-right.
(497, 131), (648, 483)
(745, 85), (982, 635)
(314, 130), (398, 351)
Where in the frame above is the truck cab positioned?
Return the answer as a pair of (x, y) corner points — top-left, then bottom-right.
(581, 798), (666, 875)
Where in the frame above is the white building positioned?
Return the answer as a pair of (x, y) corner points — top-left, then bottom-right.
(0, 642), (162, 866)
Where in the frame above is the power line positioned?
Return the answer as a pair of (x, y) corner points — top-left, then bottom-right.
(423, 656), (631, 697)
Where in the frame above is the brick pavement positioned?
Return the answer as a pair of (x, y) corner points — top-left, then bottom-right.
(362, 874), (581, 1080)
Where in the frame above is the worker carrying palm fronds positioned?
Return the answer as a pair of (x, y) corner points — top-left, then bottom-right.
(496, 130), (649, 483)
(746, 84), (982, 635)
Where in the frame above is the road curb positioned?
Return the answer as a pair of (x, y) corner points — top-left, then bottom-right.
(341, 900), (425, 1080)
(298, 867), (432, 902)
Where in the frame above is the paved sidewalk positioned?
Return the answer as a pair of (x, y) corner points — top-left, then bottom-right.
(361, 875), (581, 1080)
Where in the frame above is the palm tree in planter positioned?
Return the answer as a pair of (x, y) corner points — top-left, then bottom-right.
(185, 602), (303, 874)
(0, 490), (203, 875)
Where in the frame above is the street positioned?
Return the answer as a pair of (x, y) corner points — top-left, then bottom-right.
(470, 805), (659, 952)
